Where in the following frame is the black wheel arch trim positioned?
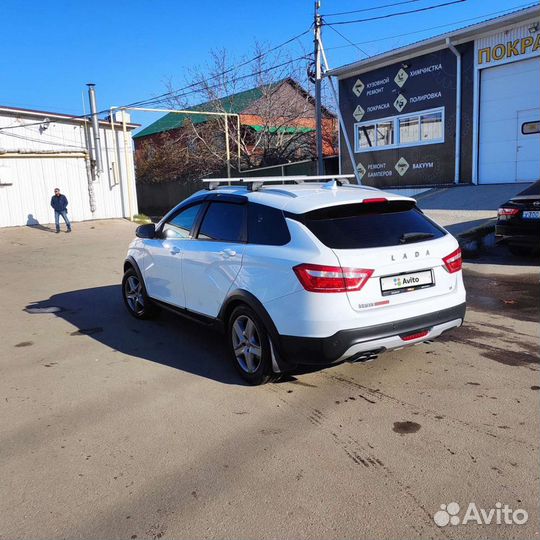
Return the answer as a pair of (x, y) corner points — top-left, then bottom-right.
(219, 289), (296, 372)
(123, 256), (157, 301)
(124, 256), (145, 285)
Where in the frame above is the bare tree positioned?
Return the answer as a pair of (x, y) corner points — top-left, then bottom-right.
(135, 43), (336, 183)
(135, 128), (220, 184)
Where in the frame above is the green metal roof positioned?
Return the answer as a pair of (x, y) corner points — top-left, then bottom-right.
(133, 81), (284, 139)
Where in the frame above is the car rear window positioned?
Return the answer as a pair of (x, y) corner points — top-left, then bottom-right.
(515, 180), (540, 197)
(296, 201), (446, 249)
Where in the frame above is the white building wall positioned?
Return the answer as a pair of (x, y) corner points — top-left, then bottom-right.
(474, 21), (540, 69)
(0, 111), (138, 227)
(472, 19), (540, 183)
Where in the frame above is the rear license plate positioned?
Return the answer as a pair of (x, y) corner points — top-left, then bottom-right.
(522, 210), (540, 219)
(380, 270), (434, 296)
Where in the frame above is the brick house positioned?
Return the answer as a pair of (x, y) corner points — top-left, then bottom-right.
(133, 78), (337, 175)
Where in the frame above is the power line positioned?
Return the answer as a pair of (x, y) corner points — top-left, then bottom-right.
(325, 24), (370, 57)
(323, 1), (538, 51)
(0, 54), (308, 132)
(1, 0), (532, 132)
(123, 26), (313, 110)
(132, 54), (312, 109)
(0, 130), (86, 150)
(0, 117), (81, 132)
(323, 0), (420, 17)
(0, 26), (313, 131)
(326, 0), (467, 26)
(20, 122), (87, 144)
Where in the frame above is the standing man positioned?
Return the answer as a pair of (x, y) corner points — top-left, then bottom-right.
(50, 188), (71, 233)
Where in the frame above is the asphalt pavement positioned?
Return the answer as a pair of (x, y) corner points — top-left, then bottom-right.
(0, 219), (538, 540)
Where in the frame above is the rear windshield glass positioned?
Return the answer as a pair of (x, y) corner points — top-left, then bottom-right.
(298, 201), (446, 249)
(516, 180), (540, 197)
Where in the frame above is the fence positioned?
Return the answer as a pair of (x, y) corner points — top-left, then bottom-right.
(136, 180), (203, 217)
(239, 156), (338, 178)
(136, 156), (339, 216)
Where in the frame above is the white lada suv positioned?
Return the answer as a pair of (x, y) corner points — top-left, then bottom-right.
(122, 177), (466, 384)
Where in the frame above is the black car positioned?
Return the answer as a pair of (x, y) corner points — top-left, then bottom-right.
(496, 180), (540, 256)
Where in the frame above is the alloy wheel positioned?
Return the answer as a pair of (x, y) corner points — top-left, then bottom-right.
(125, 275), (145, 315)
(231, 315), (262, 374)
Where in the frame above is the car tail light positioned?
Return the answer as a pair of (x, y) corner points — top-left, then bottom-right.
(293, 263), (373, 293)
(362, 197), (388, 204)
(442, 248), (462, 273)
(498, 207), (520, 217)
(401, 330), (430, 342)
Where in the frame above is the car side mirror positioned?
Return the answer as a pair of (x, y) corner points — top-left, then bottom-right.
(135, 223), (156, 239)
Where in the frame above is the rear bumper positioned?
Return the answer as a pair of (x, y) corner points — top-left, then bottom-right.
(495, 233), (539, 247)
(495, 222), (540, 246)
(278, 302), (466, 365)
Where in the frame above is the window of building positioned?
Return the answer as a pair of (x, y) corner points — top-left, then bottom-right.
(376, 121), (394, 147)
(420, 111), (443, 141)
(354, 107), (444, 153)
(358, 125), (375, 149)
(398, 116), (419, 144)
(357, 121), (394, 150)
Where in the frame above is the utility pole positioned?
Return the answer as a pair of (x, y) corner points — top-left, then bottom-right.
(314, 0), (324, 175)
(121, 109), (135, 220)
(224, 114), (231, 179)
(318, 39), (362, 185)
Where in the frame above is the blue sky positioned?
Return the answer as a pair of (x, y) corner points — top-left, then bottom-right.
(1, 0), (536, 129)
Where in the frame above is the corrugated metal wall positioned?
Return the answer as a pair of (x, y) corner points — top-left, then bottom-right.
(474, 21), (540, 69)
(0, 113), (137, 227)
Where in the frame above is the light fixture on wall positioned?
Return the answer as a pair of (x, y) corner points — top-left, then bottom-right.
(39, 118), (50, 133)
(529, 22), (539, 34)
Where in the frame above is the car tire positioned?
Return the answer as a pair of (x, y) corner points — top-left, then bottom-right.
(228, 305), (275, 385)
(122, 267), (158, 319)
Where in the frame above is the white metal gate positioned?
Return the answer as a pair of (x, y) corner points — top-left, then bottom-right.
(478, 58), (540, 183)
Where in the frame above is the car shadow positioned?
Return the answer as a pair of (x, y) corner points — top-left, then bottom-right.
(464, 244), (540, 267)
(26, 285), (248, 386)
(443, 218), (494, 237)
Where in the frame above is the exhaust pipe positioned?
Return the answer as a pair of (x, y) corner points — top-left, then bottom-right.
(348, 348), (384, 363)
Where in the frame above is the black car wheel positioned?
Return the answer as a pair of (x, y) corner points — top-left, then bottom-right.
(122, 268), (158, 319)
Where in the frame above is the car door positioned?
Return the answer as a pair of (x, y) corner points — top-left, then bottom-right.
(142, 202), (204, 307)
(182, 200), (247, 317)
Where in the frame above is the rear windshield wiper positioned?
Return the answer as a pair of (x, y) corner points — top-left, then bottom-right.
(400, 232), (434, 244)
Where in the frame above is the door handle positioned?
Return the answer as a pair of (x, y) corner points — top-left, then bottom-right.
(170, 246), (181, 255)
(220, 248), (237, 258)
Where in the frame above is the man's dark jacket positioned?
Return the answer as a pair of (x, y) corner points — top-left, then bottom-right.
(51, 194), (68, 213)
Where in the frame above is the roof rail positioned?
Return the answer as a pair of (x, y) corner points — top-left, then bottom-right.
(202, 174), (356, 191)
